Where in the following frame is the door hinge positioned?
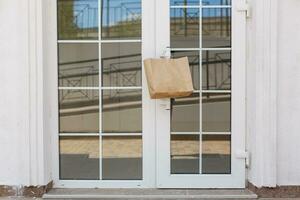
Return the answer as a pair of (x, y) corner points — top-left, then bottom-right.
(235, 150), (250, 168)
(236, 1), (251, 18)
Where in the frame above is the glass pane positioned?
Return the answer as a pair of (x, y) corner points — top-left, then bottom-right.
(59, 136), (99, 179)
(58, 0), (98, 40)
(58, 43), (99, 87)
(101, 0), (141, 40)
(171, 0), (200, 6)
(171, 8), (200, 48)
(202, 8), (231, 48)
(171, 93), (200, 132)
(171, 51), (200, 90)
(202, 134), (231, 174)
(59, 89), (99, 133)
(102, 89), (142, 133)
(202, 50), (231, 90)
(171, 135), (199, 174)
(102, 43), (141, 87)
(202, 0), (231, 6)
(102, 136), (142, 180)
(202, 93), (231, 132)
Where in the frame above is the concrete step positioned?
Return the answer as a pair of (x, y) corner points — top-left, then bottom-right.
(43, 188), (257, 199)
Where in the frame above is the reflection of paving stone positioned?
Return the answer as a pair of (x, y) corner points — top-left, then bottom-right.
(60, 136), (230, 159)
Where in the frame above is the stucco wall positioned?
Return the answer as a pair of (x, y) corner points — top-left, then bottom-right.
(0, 0), (31, 185)
(0, 0), (300, 187)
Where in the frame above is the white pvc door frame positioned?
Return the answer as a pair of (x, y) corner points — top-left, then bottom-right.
(52, 0), (157, 188)
(50, 0), (246, 189)
(155, 0), (247, 188)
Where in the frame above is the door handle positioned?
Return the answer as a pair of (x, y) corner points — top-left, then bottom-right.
(160, 47), (171, 59)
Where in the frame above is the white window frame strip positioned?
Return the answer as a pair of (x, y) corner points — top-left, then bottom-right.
(58, 87), (99, 90)
(199, 0), (203, 175)
(98, 0), (103, 180)
(202, 90), (231, 93)
(101, 39), (142, 43)
(58, 40), (142, 43)
(59, 133), (100, 137)
(58, 40), (99, 43)
(170, 5), (231, 8)
(101, 87), (142, 90)
(170, 48), (232, 51)
(170, 132), (231, 135)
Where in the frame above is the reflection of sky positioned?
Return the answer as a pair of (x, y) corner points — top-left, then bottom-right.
(73, 0), (141, 28)
(102, 0), (141, 26)
(73, 0), (98, 28)
(171, 0), (231, 6)
(202, 0), (231, 5)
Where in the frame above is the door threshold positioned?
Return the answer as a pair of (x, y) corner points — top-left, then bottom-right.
(43, 188), (257, 199)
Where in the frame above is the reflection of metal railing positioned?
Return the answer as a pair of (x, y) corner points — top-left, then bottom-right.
(170, 6), (231, 38)
(102, 54), (141, 88)
(202, 8), (231, 38)
(59, 60), (99, 87)
(203, 51), (231, 90)
(172, 51), (231, 90)
(171, 9), (199, 37)
(59, 51), (230, 116)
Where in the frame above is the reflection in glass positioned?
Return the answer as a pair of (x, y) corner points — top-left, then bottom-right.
(170, 0), (199, 6)
(101, 0), (141, 39)
(102, 43), (141, 87)
(102, 136), (142, 180)
(59, 136), (99, 179)
(171, 51), (200, 90)
(58, 0), (98, 40)
(102, 90), (142, 133)
(202, 135), (231, 174)
(171, 93), (200, 132)
(59, 90), (99, 133)
(202, 8), (231, 48)
(171, 135), (199, 174)
(202, 93), (231, 132)
(202, 0), (231, 5)
(58, 43), (99, 87)
(202, 50), (231, 90)
(171, 8), (199, 48)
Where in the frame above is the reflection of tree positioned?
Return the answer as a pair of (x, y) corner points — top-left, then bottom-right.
(102, 19), (141, 39)
(58, 0), (99, 39)
(58, 1), (78, 39)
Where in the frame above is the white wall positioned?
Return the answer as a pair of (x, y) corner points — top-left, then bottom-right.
(246, 0), (300, 187)
(277, 0), (300, 186)
(0, 0), (52, 186)
(0, 0), (31, 185)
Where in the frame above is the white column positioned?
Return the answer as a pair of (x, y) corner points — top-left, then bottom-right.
(27, 0), (52, 186)
(246, 0), (278, 187)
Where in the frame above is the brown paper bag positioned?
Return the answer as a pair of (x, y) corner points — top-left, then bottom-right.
(144, 57), (194, 99)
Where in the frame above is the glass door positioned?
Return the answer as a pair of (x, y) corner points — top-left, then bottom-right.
(56, 0), (156, 188)
(156, 0), (246, 188)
